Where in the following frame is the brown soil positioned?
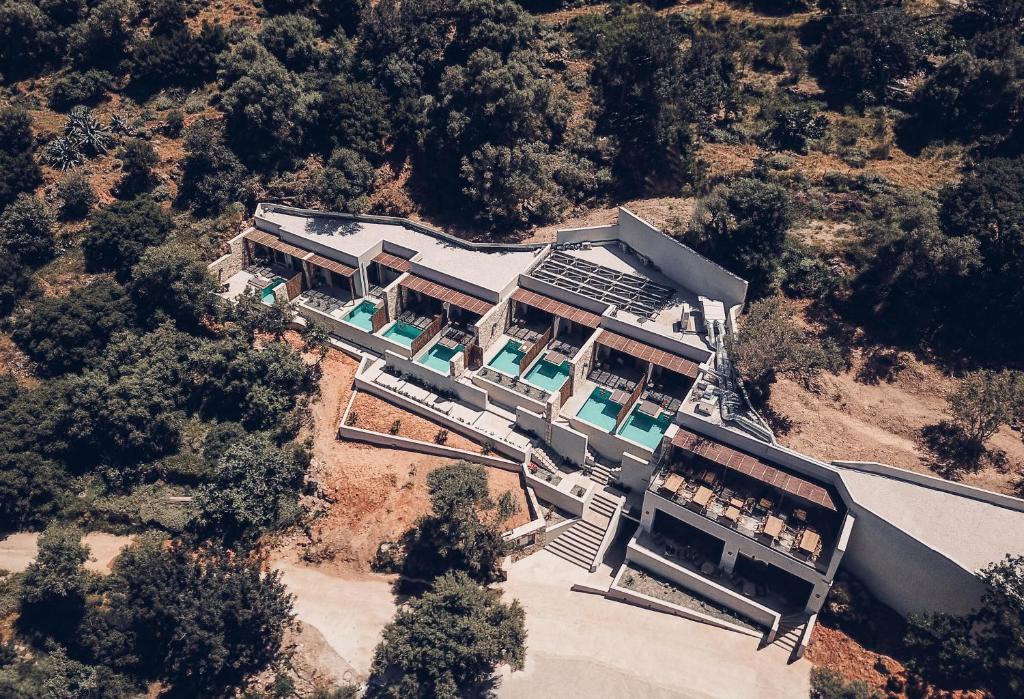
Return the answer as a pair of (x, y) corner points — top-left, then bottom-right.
(281, 333), (531, 574)
(767, 334), (1024, 496)
(347, 391), (482, 452)
(807, 624), (987, 699)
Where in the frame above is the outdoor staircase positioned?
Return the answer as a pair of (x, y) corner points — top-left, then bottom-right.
(587, 462), (615, 485)
(544, 491), (622, 570)
(530, 443), (560, 474)
(772, 613), (809, 659)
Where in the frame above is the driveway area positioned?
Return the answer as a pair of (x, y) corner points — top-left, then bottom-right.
(273, 559), (397, 684)
(496, 550), (810, 699)
(0, 532), (132, 574)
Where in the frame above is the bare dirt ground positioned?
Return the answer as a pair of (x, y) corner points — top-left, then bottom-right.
(806, 624), (986, 699)
(0, 532), (132, 574)
(347, 391), (482, 452)
(767, 346), (1024, 496)
(279, 334), (530, 574)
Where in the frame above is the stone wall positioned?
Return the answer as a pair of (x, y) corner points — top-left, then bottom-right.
(475, 295), (512, 354)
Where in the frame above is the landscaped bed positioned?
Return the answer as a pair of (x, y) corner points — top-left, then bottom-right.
(618, 562), (759, 633)
(347, 391), (482, 451)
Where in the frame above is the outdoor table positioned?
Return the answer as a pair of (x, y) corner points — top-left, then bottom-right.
(661, 473), (684, 494)
(724, 506), (741, 522)
(763, 516), (784, 539)
(799, 530), (821, 554)
(758, 497), (774, 510)
(729, 497), (745, 510)
(702, 470), (717, 486)
(793, 508), (808, 522)
(693, 486), (714, 508)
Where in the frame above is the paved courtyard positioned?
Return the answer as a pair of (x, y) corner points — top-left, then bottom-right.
(496, 550), (810, 699)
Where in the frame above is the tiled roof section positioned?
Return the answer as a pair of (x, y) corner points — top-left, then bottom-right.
(373, 251), (412, 273)
(244, 230), (311, 260)
(511, 288), (602, 328)
(597, 330), (700, 379)
(400, 274), (494, 316)
(671, 429), (838, 511)
(307, 253), (356, 278)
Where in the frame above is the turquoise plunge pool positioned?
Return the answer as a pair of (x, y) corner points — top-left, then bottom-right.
(418, 342), (464, 375)
(260, 279), (284, 305)
(575, 387), (620, 432)
(523, 355), (570, 392)
(488, 340), (525, 376)
(343, 300), (377, 332)
(380, 321), (423, 347)
(617, 406), (671, 449)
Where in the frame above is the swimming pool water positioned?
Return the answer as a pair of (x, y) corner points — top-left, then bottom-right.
(618, 406), (671, 449)
(418, 342), (464, 375)
(488, 340), (525, 376)
(380, 321), (423, 347)
(523, 356), (570, 392)
(260, 279), (284, 305)
(343, 300), (377, 332)
(575, 387), (620, 432)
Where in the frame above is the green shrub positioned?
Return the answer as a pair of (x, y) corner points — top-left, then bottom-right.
(48, 69), (114, 110)
(56, 170), (97, 219)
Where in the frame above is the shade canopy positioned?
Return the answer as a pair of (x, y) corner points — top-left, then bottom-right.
(511, 288), (602, 328)
(597, 331), (700, 379)
(400, 274), (494, 315)
(671, 428), (837, 511)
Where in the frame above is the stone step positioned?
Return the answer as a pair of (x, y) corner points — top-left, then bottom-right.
(567, 522), (606, 545)
(545, 542), (594, 569)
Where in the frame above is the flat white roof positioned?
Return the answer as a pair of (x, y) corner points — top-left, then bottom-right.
(838, 468), (1024, 574)
(258, 207), (541, 296)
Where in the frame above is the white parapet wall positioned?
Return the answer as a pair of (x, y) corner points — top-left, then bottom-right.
(626, 531), (781, 641)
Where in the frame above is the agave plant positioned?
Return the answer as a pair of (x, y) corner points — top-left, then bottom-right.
(65, 106), (112, 156)
(108, 113), (138, 137)
(45, 135), (86, 170)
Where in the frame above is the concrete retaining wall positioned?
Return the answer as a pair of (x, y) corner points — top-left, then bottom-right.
(840, 504), (986, 617)
(354, 372), (528, 463)
(834, 461), (1024, 512)
(514, 406), (548, 443)
(619, 451), (655, 493)
(616, 208), (748, 309)
(549, 421), (589, 467)
(471, 373), (547, 414)
(592, 500), (625, 572)
(626, 533), (780, 639)
(524, 470), (588, 517)
(338, 424), (520, 471)
(607, 564), (763, 639)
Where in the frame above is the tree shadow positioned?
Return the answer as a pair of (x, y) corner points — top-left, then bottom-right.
(918, 421), (983, 480)
(856, 346), (910, 386)
(759, 403), (793, 436)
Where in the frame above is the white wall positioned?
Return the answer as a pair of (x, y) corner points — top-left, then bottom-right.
(619, 451), (655, 493)
(626, 533), (781, 634)
(615, 208), (748, 308)
(384, 351), (489, 411)
(549, 421), (589, 467)
(841, 505), (986, 617)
